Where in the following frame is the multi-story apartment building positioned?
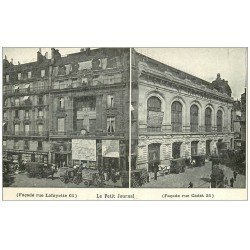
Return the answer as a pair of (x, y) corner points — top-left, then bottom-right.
(131, 50), (235, 171)
(3, 48), (130, 172)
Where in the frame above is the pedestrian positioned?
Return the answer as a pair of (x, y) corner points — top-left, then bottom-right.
(154, 163), (158, 180)
(230, 177), (234, 188)
(188, 182), (193, 188)
(51, 164), (56, 180)
(224, 177), (228, 186)
(233, 171), (238, 181)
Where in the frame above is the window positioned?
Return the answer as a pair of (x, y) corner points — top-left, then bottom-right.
(171, 101), (182, 132)
(190, 104), (199, 132)
(38, 96), (43, 105)
(205, 107), (212, 132)
(14, 124), (20, 135)
(65, 64), (72, 75)
(59, 97), (65, 109)
(58, 118), (65, 133)
(38, 141), (43, 150)
(107, 117), (115, 133)
(53, 67), (58, 76)
(15, 98), (20, 106)
(148, 96), (161, 112)
(6, 75), (9, 83)
(147, 96), (163, 132)
(18, 73), (21, 80)
(172, 142), (182, 159)
(28, 71), (32, 79)
(231, 110), (234, 132)
(24, 140), (29, 150)
(38, 109), (43, 118)
(107, 95), (114, 108)
(41, 69), (45, 77)
(217, 110), (223, 132)
(15, 110), (19, 118)
(3, 140), (7, 148)
(38, 124), (43, 134)
(25, 110), (29, 118)
(3, 111), (7, 119)
(24, 124), (30, 135)
(191, 141), (199, 156)
(14, 140), (19, 149)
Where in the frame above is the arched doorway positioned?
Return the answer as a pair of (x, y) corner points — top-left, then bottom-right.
(148, 143), (161, 172)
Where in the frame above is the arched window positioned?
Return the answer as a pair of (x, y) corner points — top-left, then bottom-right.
(190, 104), (199, 132)
(171, 101), (182, 132)
(217, 110), (223, 132)
(205, 107), (212, 132)
(147, 96), (161, 112)
(147, 96), (163, 132)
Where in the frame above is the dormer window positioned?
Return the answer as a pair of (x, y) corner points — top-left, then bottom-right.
(28, 71), (32, 79)
(41, 69), (45, 77)
(18, 73), (22, 80)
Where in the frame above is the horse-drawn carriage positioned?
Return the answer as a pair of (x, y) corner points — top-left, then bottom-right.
(26, 162), (55, 179)
(58, 167), (103, 187)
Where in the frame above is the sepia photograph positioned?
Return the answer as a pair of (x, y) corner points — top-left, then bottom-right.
(2, 47), (130, 188)
(131, 48), (247, 189)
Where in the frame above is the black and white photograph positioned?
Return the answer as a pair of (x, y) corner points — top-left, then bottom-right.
(2, 47), (130, 188)
(131, 48), (247, 189)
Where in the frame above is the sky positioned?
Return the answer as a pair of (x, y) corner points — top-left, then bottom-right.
(3, 47), (247, 99)
(136, 48), (247, 99)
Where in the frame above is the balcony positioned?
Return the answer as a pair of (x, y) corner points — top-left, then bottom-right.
(4, 85), (51, 97)
(3, 131), (49, 137)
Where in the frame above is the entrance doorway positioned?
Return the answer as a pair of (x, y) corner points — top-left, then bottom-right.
(148, 143), (161, 172)
(206, 140), (211, 157)
(172, 142), (182, 159)
(55, 153), (68, 168)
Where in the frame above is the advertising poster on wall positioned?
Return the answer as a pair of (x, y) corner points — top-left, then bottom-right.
(72, 139), (96, 161)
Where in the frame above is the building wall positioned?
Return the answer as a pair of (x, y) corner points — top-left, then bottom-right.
(133, 51), (234, 171)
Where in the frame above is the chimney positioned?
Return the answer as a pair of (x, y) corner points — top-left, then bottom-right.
(45, 52), (48, 59)
(11, 58), (13, 64)
(51, 48), (61, 60)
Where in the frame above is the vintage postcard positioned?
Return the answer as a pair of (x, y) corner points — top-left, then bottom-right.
(2, 47), (247, 200)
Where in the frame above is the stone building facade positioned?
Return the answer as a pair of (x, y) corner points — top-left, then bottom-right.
(131, 50), (234, 171)
(3, 48), (130, 171)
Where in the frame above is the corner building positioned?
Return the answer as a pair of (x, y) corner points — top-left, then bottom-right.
(3, 48), (130, 172)
(131, 50), (234, 171)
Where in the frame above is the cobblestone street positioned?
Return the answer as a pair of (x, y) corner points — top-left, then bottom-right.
(142, 161), (246, 188)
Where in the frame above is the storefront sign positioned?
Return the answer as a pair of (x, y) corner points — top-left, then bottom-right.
(72, 139), (96, 161)
(102, 140), (119, 158)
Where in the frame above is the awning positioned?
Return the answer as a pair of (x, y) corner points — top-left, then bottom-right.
(14, 85), (19, 90)
(24, 84), (30, 88)
(23, 96), (30, 101)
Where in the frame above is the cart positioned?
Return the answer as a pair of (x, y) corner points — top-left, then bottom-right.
(58, 167), (81, 184)
(131, 169), (149, 187)
(191, 155), (205, 167)
(170, 158), (186, 174)
(81, 168), (103, 187)
(26, 162), (55, 179)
